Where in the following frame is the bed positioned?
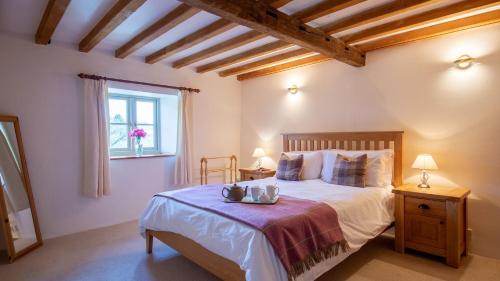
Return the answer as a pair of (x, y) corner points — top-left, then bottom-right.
(140, 131), (403, 281)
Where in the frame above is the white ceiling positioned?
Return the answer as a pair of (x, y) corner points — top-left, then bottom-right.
(0, 0), (496, 73)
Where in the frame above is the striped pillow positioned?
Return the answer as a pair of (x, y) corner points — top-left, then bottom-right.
(276, 153), (304, 181)
(330, 154), (368, 187)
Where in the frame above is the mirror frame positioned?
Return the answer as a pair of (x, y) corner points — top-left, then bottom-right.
(0, 115), (42, 263)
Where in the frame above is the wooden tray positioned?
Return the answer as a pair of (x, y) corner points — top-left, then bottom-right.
(224, 195), (279, 205)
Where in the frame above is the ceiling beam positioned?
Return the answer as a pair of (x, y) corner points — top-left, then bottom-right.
(145, 19), (237, 64)
(177, 0), (365, 67)
(322, 0), (438, 35)
(219, 48), (314, 77)
(35, 0), (71, 44)
(79, 0), (146, 52)
(172, 31), (267, 68)
(343, 0), (500, 44)
(237, 54), (331, 81)
(293, 0), (366, 23)
(196, 41), (293, 73)
(358, 9), (500, 52)
(235, 2), (500, 80)
(214, 0), (441, 76)
(173, 0), (365, 69)
(144, 0), (290, 64)
(115, 4), (200, 59)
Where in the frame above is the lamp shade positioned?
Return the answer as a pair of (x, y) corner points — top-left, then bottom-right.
(412, 154), (438, 170)
(252, 148), (266, 158)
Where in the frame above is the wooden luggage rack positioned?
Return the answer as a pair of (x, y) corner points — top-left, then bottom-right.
(200, 155), (237, 185)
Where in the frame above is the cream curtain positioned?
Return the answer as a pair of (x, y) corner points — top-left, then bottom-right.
(174, 90), (193, 186)
(83, 79), (111, 197)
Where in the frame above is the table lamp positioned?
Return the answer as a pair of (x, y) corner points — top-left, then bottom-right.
(412, 154), (438, 188)
(252, 148), (266, 170)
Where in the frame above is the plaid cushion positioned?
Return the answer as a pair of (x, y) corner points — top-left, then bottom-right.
(276, 153), (303, 181)
(329, 154), (367, 187)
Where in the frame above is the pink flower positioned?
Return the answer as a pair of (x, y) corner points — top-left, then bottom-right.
(129, 128), (147, 139)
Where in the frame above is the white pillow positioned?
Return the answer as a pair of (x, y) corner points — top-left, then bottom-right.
(285, 151), (323, 180)
(332, 149), (394, 187)
(321, 150), (342, 183)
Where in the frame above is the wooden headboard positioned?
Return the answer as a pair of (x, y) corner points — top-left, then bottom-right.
(282, 131), (404, 186)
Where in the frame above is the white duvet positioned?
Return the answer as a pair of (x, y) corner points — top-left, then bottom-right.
(139, 178), (394, 281)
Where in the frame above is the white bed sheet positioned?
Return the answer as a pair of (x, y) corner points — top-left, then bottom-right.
(139, 178), (394, 281)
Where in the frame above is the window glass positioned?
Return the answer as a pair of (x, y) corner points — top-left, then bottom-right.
(109, 124), (129, 149)
(109, 99), (127, 123)
(136, 100), (155, 124)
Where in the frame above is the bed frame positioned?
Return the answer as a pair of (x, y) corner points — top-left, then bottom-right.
(146, 131), (404, 281)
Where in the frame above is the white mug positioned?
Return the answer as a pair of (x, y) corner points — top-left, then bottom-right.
(251, 186), (263, 201)
(266, 185), (279, 200)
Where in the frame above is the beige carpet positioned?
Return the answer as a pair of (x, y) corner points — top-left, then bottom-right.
(1, 221), (498, 281)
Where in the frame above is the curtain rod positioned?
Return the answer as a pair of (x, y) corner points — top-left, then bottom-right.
(77, 73), (200, 93)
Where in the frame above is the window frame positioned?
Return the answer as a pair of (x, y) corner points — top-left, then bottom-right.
(108, 93), (161, 157)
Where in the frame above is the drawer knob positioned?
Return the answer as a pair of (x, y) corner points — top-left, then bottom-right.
(418, 203), (430, 210)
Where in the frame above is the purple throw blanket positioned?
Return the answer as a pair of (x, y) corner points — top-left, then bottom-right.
(156, 185), (349, 280)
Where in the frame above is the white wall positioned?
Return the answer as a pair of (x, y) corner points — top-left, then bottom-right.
(0, 32), (241, 239)
(240, 24), (500, 259)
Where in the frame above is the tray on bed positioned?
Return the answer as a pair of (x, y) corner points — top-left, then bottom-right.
(224, 195), (279, 205)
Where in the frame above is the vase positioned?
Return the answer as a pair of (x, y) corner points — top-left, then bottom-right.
(135, 138), (144, 156)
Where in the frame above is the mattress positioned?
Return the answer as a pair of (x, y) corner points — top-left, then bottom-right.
(139, 178), (394, 281)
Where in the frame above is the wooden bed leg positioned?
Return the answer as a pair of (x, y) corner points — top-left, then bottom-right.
(146, 230), (153, 254)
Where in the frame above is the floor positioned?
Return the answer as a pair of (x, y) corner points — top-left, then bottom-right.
(1, 221), (499, 281)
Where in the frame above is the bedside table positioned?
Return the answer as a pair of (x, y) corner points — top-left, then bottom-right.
(392, 184), (470, 267)
(239, 168), (275, 181)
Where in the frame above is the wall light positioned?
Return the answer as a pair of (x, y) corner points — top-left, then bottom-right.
(454, 55), (475, 69)
(287, 85), (298, 94)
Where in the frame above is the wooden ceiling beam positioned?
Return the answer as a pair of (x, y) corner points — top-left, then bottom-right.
(235, 2), (500, 80)
(193, 0), (365, 72)
(79, 0), (146, 52)
(293, 0), (366, 23)
(196, 41), (293, 73)
(144, 0), (289, 64)
(219, 48), (315, 77)
(226, 0), (440, 76)
(115, 4), (200, 59)
(358, 9), (500, 52)
(322, 0), (438, 35)
(145, 19), (237, 64)
(237, 54), (331, 81)
(173, 0), (365, 69)
(35, 0), (71, 44)
(172, 31), (267, 68)
(177, 0), (365, 67)
(343, 0), (500, 44)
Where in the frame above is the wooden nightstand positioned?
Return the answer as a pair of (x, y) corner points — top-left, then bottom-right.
(393, 184), (470, 267)
(239, 168), (275, 181)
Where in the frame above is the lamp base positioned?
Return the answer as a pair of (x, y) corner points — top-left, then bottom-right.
(255, 158), (263, 170)
(418, 170), (431, 188)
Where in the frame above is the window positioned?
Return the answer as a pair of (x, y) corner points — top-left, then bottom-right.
(107, 86), (179, 157)
(108, 94), (160, 156)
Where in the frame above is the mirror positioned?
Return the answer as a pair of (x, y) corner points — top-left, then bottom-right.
(0, 115), (42, 262)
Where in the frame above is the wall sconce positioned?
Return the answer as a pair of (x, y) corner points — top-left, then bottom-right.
(454, 55), (475, 69)
(287, 85), (298, 94)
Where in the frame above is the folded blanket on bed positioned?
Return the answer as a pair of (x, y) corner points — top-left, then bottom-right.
(155, 185), (349, 281)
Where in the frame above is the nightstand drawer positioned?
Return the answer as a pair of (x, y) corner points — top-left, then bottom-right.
(405, 197), (446, 218)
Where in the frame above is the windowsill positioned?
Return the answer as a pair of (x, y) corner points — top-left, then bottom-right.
(110, 153), (175, 160)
